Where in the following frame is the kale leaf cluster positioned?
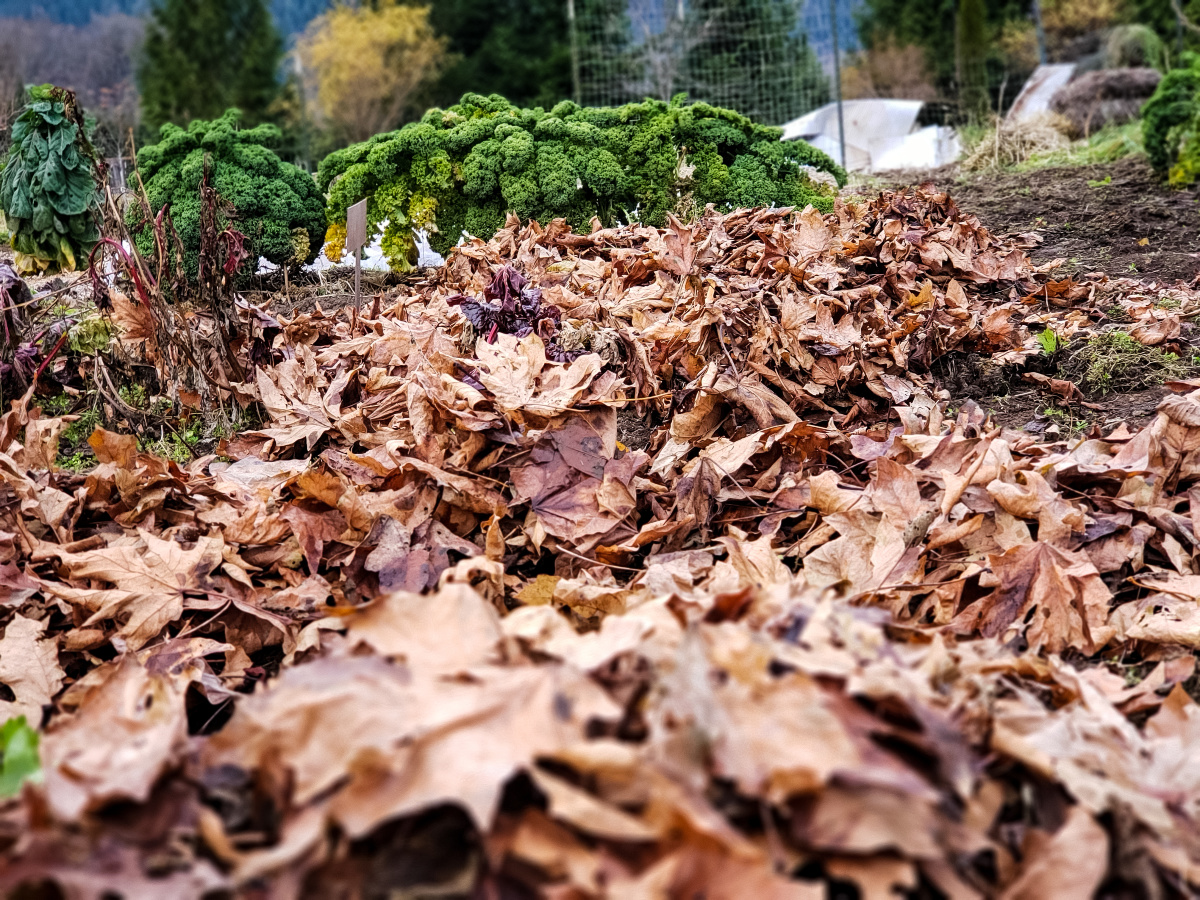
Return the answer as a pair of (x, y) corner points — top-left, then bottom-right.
(317, 93), (847, 272)
(130, 109), (326, 280)
(1143, 52), (1200, 184)
(0, 85), (103, 275)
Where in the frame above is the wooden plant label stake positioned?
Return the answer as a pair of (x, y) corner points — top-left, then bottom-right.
(347, 198), (368, 310)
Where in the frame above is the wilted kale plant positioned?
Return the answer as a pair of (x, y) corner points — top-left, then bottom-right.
(0, 85), (104, 275)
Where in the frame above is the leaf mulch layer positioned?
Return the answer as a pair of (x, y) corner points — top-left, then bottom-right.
(6, 189), (1200, 898)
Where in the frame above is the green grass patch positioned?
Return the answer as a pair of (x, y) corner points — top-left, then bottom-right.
(1015, 120), (1144, 172)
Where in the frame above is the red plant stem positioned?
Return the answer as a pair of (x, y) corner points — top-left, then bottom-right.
(32, 330), (69, 385)
(88, 238), (156, 308)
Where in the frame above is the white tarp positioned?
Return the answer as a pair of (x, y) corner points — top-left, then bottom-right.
(781, 99), (960, 172)
(1006, 63), (1076, 122)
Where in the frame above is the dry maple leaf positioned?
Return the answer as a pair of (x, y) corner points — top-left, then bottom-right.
(345, 583), (502, 671)
(205, 651), (619, 839)
(475, 332), (604, 420)
(954, 542), (1115, 654)
(43, 532), (226, 650)
(0, 614), (63, 726)
(40, 655), (189, 820)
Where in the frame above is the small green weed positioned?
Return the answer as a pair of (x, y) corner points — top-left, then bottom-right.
(1036, 329), (1066, 354)
(139, 415), (236, 464)
(0, 716), (41, 798)
(50, 399), (101, 471)
(1039, 405), (1088, 437)
(56, 451), (92, 473)
(140, 419), (203, 464)
(119, 384), (150, 410)
(1087, 175), (1113, 187)
(60, 406), (100, 448)
(40, 394), (73, 417)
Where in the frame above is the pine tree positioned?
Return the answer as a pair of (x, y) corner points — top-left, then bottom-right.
(138, 0), (284, 131)
(423, 0), (573, 111)
(681, 0), (829, 124)
(955, 0), (991, 121)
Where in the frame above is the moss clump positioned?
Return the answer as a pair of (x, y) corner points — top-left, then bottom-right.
(1063, 329), (1190, 394)
(317, 93), (846, 272)
(130, 109), (327, 280)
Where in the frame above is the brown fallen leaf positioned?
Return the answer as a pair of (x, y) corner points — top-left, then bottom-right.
(40, 655), (188, 820)
(997, 806), (1109, 900)
(42, 531), (227, 650)
(954, 542), (1115, 654)
(0, 614), (63, 726)
(344, 583), (501, 671)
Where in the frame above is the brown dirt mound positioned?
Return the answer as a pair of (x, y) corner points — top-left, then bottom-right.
(1050, 67), (1162, 138)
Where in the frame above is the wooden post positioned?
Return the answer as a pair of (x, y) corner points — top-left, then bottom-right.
(830, 0), (845, 169)
(346, 198), (368, 311)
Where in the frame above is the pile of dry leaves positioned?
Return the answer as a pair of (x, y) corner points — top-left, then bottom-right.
(3, 187), (1200, 898)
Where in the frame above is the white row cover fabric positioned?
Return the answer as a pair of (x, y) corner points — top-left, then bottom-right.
(781, 99), (961, 173)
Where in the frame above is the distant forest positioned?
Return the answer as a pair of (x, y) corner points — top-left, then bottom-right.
(0, 0), (328, 35)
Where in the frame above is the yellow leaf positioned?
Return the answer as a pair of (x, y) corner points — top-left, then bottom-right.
(905, 280), (935, 310)
(517, 574), (560, 606)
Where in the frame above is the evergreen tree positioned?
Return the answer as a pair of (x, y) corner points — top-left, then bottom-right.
(956, 0), (991, 120)
(682, 0), (829, 123)
(423, 0), (573, 110)
(138, 0), (284, 131)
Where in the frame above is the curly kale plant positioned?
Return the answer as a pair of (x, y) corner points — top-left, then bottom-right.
(1143, 53), (1200, 184)
(130, 109), (326, 279)
(317, 93), (846, 272)
(0, 85), (103, 275)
